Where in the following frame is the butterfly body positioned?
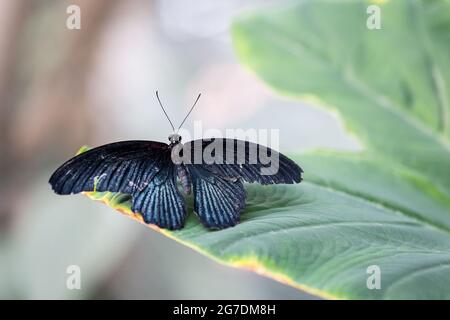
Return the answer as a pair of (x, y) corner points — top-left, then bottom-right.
(176, 164), (192, 195)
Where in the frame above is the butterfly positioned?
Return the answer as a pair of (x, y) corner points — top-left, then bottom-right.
(49, 92), (303, 230)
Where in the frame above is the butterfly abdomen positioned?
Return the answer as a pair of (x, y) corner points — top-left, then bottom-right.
(176, 164), (191, 195)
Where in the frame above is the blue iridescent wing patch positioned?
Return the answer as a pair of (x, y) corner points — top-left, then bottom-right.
(132, 160), (186, 230)
(187, 165), (245, 229)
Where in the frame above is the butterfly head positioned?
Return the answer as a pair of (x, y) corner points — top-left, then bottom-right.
(168, 133), (182, 145)
(156, 91), (201, 142)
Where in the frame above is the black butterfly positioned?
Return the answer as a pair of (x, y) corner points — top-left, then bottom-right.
(49, 92), (303, 230)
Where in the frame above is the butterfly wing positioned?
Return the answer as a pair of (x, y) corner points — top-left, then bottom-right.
(49, 140), (187, 230)
(182, 138), (301, 229)
(183, 138), (303, 184)
(187, 165), (245, 229)
(49, 141), (168, 195)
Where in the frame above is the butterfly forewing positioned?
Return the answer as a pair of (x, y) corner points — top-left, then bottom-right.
(182, 138), (303, 185)
(49, 141), (168, 195)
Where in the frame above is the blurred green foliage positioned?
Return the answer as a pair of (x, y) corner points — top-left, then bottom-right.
(230, 0), (450, 298)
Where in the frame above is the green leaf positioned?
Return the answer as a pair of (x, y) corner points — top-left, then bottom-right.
(232, 0), (450, 195)
(228, 0), (450, 299)
(85, 182), (450, 299)
(75, 0), (450, 299)
(298, 151), (450, 231)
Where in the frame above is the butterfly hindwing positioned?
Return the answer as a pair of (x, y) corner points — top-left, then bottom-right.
(132, 161), (187, 230)
(183, 138), (302, 185)
(187, 165), (245, 229)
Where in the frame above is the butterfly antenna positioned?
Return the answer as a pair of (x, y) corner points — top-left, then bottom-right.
(177, 93), (201, 132)
(156, 91), (175, 132)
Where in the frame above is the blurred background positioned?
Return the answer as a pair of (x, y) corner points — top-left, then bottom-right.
(0, 0), (358, 299)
